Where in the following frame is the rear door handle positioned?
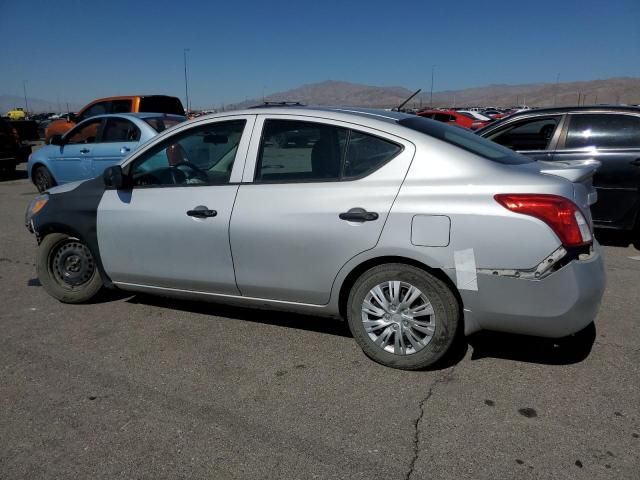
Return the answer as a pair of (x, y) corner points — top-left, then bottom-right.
(120, 146), (131, 154)
(339, 207), (379, 222)
(630, 158), (640, 167)
(80, 148), (90, 154)
(186, 205), (217, 218)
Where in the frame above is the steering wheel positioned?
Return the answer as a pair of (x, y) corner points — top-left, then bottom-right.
(171, 161), (209, 182)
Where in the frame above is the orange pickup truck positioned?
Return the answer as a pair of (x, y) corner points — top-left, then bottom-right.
(45, 95), (184, 141)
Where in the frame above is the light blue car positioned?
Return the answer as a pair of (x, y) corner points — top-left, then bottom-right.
(28, 113), (185, 192)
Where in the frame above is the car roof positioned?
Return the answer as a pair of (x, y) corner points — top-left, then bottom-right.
(193, 106), (415, 126)
(82, 113), (186, 121)
(506, 105), (640, 116)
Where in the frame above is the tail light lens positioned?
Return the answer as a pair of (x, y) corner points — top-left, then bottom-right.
(11, 128), (20, 143)
(495, 194), (592, 247)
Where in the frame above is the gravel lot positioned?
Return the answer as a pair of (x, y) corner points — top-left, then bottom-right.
(1, 165), (639, 479)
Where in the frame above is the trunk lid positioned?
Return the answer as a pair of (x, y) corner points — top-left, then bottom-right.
(517, 159), (600, 227)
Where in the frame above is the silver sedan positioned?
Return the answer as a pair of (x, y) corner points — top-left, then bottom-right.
(26, 107), (605, 370)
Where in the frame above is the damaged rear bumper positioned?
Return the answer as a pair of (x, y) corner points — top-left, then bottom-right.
(459, 242), (606, 338)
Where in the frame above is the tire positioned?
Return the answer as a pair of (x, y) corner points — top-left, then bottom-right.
(33, 165), (55, 193)
(37, 233), (103, 303)
(347, 263), (460, 370)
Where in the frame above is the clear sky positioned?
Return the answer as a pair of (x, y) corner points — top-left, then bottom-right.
(1, 0), (639, 108)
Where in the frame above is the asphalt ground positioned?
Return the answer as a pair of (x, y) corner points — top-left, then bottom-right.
(1, 165), (639, 479)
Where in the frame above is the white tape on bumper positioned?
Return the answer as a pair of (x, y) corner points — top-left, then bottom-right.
(454, 248), (478, 291)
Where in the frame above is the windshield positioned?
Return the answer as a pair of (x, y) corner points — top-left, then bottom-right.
(398, 116), (532, 165)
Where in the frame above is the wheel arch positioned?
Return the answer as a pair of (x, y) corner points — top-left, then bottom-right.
(336, 255), (462, 321)
(30, 161), (56, 184)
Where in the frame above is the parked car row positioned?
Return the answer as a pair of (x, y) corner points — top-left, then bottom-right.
(0, 117), (33, 175)
(415, 109), (492, 130)
(44, 94), (185, 141)
(25, 106), (605, 370)
(476, 105), (640, 233)
(28, 112), (186, 192)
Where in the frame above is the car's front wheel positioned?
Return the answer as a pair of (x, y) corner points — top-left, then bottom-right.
(33, 165), (55, 193)
(37, 233), (103, 303)
(347, 263), (460, 370)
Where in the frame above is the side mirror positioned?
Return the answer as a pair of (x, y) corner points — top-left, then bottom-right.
(103, 165), (126, 189)
(49, 134), (64, 145)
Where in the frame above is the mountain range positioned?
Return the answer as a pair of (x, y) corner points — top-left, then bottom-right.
(3, 77), (639, 114)
(226, 77), (640, 110)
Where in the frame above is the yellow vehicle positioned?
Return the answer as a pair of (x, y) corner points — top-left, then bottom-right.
(6, 108), (27, 120)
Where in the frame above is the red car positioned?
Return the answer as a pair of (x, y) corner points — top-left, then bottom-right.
(416, 109), (491, 130)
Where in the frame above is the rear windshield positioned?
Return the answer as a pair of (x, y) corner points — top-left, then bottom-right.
(398, 116), (532, 165)
(144, 117), (185, 132)
(139, 96), (185, 115)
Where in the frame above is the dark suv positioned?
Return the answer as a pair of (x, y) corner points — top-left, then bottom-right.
(477, 106), (640, 232)
(0, 118), (21, 175)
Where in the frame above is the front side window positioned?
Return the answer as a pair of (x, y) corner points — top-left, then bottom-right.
(487, 116), (562, 151)
(564, 114), (640, 149)
(130, 120), (246, 187)
(255, 120), (401, 182)
(66, 119), (102, 144)
(102, 118), (140, 142)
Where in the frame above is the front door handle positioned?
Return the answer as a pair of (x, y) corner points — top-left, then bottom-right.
(630, 158), (640, 167)
(339, 207), (379, 222)
(187, 205), (217, 218)
(80, 148), (90, 154)
(120, 146), (131, 154)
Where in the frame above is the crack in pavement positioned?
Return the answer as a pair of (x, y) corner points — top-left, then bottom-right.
(405, 367), (456, 480)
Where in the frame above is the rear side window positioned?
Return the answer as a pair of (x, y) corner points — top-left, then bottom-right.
(343, 131), (402, 179)
(144, 117), (184, 132)
(487, 116), (561, 151)
(255, 120), (402, 182)
(565, 114), (640, 149)
(102, 118), (140, 142)
(139, 96), (185, 115)
(111, 100), (132, 114)
(398, 116), (532, 165)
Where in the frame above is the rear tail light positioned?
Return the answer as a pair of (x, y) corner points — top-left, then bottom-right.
(11, 127), (20, 143)
(494, 194), (592, 247)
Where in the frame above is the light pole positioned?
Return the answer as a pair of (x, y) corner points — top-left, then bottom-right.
(430, 65), (436, 107)
(23, 80), (30, 116)
(183, 48), (190, 114)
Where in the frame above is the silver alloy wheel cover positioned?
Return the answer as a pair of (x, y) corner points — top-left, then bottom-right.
(361, 281), (436, 355)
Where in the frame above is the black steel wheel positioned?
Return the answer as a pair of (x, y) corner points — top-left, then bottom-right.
(37, 233), (103, 303)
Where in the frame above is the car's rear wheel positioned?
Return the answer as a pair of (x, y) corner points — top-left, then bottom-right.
(347, 263), (459, 370)
(33, 165), (55, 193)
(37, 233), (103, 303)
